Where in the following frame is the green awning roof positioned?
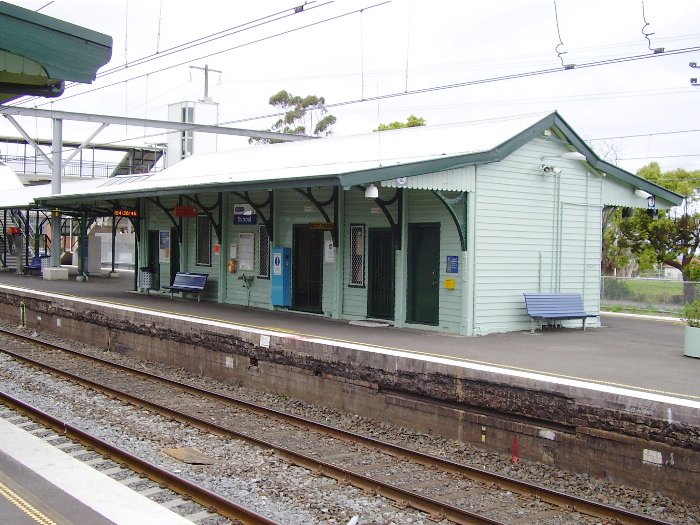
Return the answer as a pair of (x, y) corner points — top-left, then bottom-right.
(0, 1), (112, 102)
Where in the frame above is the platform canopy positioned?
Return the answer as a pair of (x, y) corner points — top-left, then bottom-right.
(0, 1), (112, 102)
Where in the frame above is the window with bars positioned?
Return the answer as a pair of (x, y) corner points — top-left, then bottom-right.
(258, 225), (270, 278)
(349, 224), (365, 287)
(195, 215), (212, 266)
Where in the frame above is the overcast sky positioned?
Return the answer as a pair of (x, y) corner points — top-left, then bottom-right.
(3, 0), (700, 175)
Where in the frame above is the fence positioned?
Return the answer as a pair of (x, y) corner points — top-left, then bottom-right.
(601, 276), (700, 313)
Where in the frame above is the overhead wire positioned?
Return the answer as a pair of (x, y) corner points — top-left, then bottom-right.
(11, 1), (389, 109)
(9, 1), (335, 107)
(23, 42), (700, 156)
(216, 44), (700, 127)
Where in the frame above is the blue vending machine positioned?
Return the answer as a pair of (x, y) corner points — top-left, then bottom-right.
(271, 247), (291, 306)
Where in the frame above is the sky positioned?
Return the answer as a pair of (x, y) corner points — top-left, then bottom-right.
(2, 0), (700, 178)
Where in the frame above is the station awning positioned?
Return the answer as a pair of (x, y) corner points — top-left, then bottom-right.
(0, 1), (112, 102)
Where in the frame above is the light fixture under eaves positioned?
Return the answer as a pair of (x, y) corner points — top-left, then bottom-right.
(364, 183), (379, 199)
(561, 151), (586, 161)
(635, 189), (652, 199)
(541, 165), (562, 176)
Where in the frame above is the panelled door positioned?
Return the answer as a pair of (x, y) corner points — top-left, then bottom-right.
(367, 228), (395, 320)
(292, 225), (324, 313)
(407, 223), (440, 325)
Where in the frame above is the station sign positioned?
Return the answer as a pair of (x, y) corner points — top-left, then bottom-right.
(233, 203), (257, 225)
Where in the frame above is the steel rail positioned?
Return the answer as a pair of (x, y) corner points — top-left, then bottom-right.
(0, 329), (676, 525)
(0, 391), (281, 525)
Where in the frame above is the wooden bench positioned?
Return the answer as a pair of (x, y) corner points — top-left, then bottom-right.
(523, 293), (596, 333)
(163, 272), (208, 302)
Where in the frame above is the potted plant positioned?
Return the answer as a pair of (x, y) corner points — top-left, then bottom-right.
(681, 300), (700, 358)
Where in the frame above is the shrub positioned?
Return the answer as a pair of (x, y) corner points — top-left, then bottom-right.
(681, 300), (700, 328)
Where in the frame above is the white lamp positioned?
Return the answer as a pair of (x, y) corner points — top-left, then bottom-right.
(561, 151), (586, 161)
(364, 183), (379, 199)
(635, 189), (652, 199)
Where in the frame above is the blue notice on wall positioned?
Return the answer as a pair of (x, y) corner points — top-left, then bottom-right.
(446, 255), (459, 273)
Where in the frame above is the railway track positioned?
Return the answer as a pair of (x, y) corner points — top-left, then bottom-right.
(0, 327), (677, 525)
(0, 392), (280, 525)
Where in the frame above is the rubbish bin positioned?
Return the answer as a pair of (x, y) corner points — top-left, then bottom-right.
(139, 267), (153, 292)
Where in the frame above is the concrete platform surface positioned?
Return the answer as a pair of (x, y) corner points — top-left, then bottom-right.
(0, 416), (194, 525)
(0, 270), (697, 402)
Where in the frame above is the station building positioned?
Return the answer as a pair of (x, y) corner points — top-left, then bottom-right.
(15, 111), (677, 336)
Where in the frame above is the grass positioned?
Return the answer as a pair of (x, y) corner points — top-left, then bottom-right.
(602, 305), (679, 317)
(623, 278), (683, 298)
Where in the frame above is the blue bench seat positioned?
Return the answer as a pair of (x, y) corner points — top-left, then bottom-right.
(163, 272), (208, 302)
(523, 293), (597, 332)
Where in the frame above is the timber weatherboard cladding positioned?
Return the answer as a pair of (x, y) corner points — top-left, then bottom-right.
(472, 139), (596, 334)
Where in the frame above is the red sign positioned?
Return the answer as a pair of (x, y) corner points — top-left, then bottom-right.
(174, 205), (198, 217)
(114, 209), (138, 217)
(6, 227), (21, 235)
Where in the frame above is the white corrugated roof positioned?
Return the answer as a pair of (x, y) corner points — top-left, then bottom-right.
(41, 112), (551, 200)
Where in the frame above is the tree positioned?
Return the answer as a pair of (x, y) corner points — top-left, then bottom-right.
(250, 90), (336, 144)
(618, 162), (700, 298)
(374, 115), (426, 132)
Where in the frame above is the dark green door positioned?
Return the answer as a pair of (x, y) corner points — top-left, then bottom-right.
(292, 225), (323, 313)
(147, 230), (160, 290)
(407, 223), (440, 325)
(368, 228), (395, 320)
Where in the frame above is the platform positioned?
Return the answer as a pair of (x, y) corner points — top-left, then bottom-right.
(0, 415), (195, 525)
(0, 269), (695, 403)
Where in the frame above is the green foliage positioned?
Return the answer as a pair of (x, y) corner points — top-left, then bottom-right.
(374, 114), (426, 132)
(602, 277), (632, 300)
(616, 162), (700, 282)
(251, 89), (336, 144)
(682, 300), (700, 327)
(601, 207), (630, 274)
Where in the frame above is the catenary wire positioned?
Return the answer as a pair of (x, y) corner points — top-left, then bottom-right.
(9, 1), (334, 107)
(10, 2), (390, 109)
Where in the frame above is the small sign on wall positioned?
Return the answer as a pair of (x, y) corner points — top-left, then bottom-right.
(324, 240), (335, 263)
(446, 255), (459, 273)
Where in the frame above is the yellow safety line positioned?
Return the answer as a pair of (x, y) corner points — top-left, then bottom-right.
(0, 480), (57, 525)
(14, 289), (700, 402)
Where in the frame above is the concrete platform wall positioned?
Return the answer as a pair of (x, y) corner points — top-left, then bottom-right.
(0, 288), (697, 501)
